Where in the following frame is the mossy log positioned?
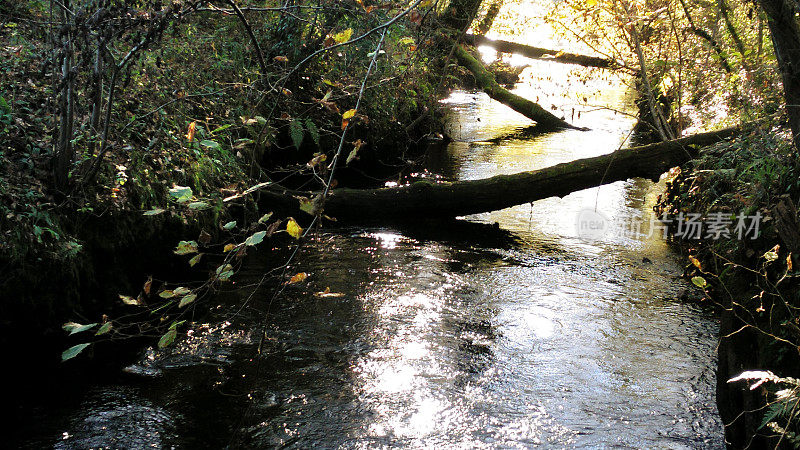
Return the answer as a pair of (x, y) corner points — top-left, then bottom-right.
(453, 44), (583, 130)
(252, 125), (743, 221)
(463, 34), (619, 70)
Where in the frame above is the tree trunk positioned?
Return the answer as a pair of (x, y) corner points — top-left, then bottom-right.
(463, 34), (618, 69)
(759, 0), (800, 151)
(250, 125), (743, 221)
(453, 44), (583, 130)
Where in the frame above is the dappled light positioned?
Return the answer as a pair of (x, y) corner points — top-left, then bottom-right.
(3, 0), (800, 447)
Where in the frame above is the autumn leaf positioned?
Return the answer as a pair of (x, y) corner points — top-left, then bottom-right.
(331, 28), (353, 44)
(286, 218), (303, 239)
(274, 55), (288, 62)
(186, 121), (197, 142)
(288, 272), (308, 284)
(342, 109), (357, 120)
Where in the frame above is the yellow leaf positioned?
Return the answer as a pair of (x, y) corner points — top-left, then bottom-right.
(688, 255), (702, 271)
(224, 243), (237, 252)
(274, 55), (288, 62)
(342, 109), (357, 119)
(332, 28), (353, 44)
(286, 218), (303, 239)
(288, 272), (308, 284)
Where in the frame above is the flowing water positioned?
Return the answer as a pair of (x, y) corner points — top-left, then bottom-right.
(16, 61), (724, 448)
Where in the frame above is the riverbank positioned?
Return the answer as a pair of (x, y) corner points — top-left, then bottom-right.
(655, 124), (800, 446)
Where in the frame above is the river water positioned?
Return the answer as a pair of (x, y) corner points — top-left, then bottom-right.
(18, 62), (724, 448)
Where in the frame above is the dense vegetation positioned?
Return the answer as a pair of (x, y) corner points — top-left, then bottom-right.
(4, 0), (800, 446)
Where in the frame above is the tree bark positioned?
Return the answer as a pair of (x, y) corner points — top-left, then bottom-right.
(251, 125), (743, 221)
(453, 44), (583, 130)
(759, 0), (800, 151)
(463, 34), (619, 69)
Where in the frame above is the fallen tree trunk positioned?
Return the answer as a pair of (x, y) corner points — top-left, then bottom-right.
(254, 125), (744, 221)
(463, 34), (620, 70)
(453, 44), (584, 130)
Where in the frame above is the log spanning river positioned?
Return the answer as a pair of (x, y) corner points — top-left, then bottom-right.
(18, 62), (724, 448)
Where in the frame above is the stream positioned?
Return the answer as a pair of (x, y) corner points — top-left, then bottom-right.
(15, 61), (724, 448)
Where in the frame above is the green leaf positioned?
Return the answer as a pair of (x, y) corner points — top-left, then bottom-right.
(223, 221), (237, 230)
(143, 208), (165, 216)
(158, 329), (177, 349)
(96, 322), (113, 336)
(188, 201), (210, 210)
(174, 240), (198, 255)
(159, 290), (176, 298)
(173, 286), (191, 296)
(258, 212), (273, 224)
(199, 140), (220, 149)
(216, 264), (234, 281)
(244, 231), (266, 246)
(218, 270), (234, 281)
(62, 343), (91, 361)
(210, 124), (232, 134)
(179, 293), (197, 308)
(289, 119), (304, 150)
(169, 186), (193, 203)
(62, 322), (98, 335)
(305, 120), (320, 146)
(691, 276), (707, 288)
(299, 198), (315, 216)
(189, 254), (203, 267)
(346, 147), (359, 165)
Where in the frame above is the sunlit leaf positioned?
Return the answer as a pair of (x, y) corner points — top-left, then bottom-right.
(96, 322), (113, 336)
(216, 264), (234, 281)
(143, 208), (165, 216)
(169, 186), (193, 203)
(346, 148), (359, 165)
(258, 212), (273, 224)
(288, 272), (308, 284)
(286, 218), (302, 239)
(173, 286), (191, 296)
(691, 276), (707, 288)
(158, 328), (177, 349)
(189, 253), (203, 267)
(342, 109), (357, 120)
(223, 243), (238, 252)
(174, 240), (198, 255)
(178, 294), (197, 308)
(188, 201), (210, 210)
(159, 290), (176, 298)
(245, 231), (267, 246)
(332, 28), (353, 44)
(223, 221), (237, 230)
(62, 322), (98, 335)
(120, 294), (141, 306)
(62, 343), (91, 361)
(688, 255), (702, 270)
